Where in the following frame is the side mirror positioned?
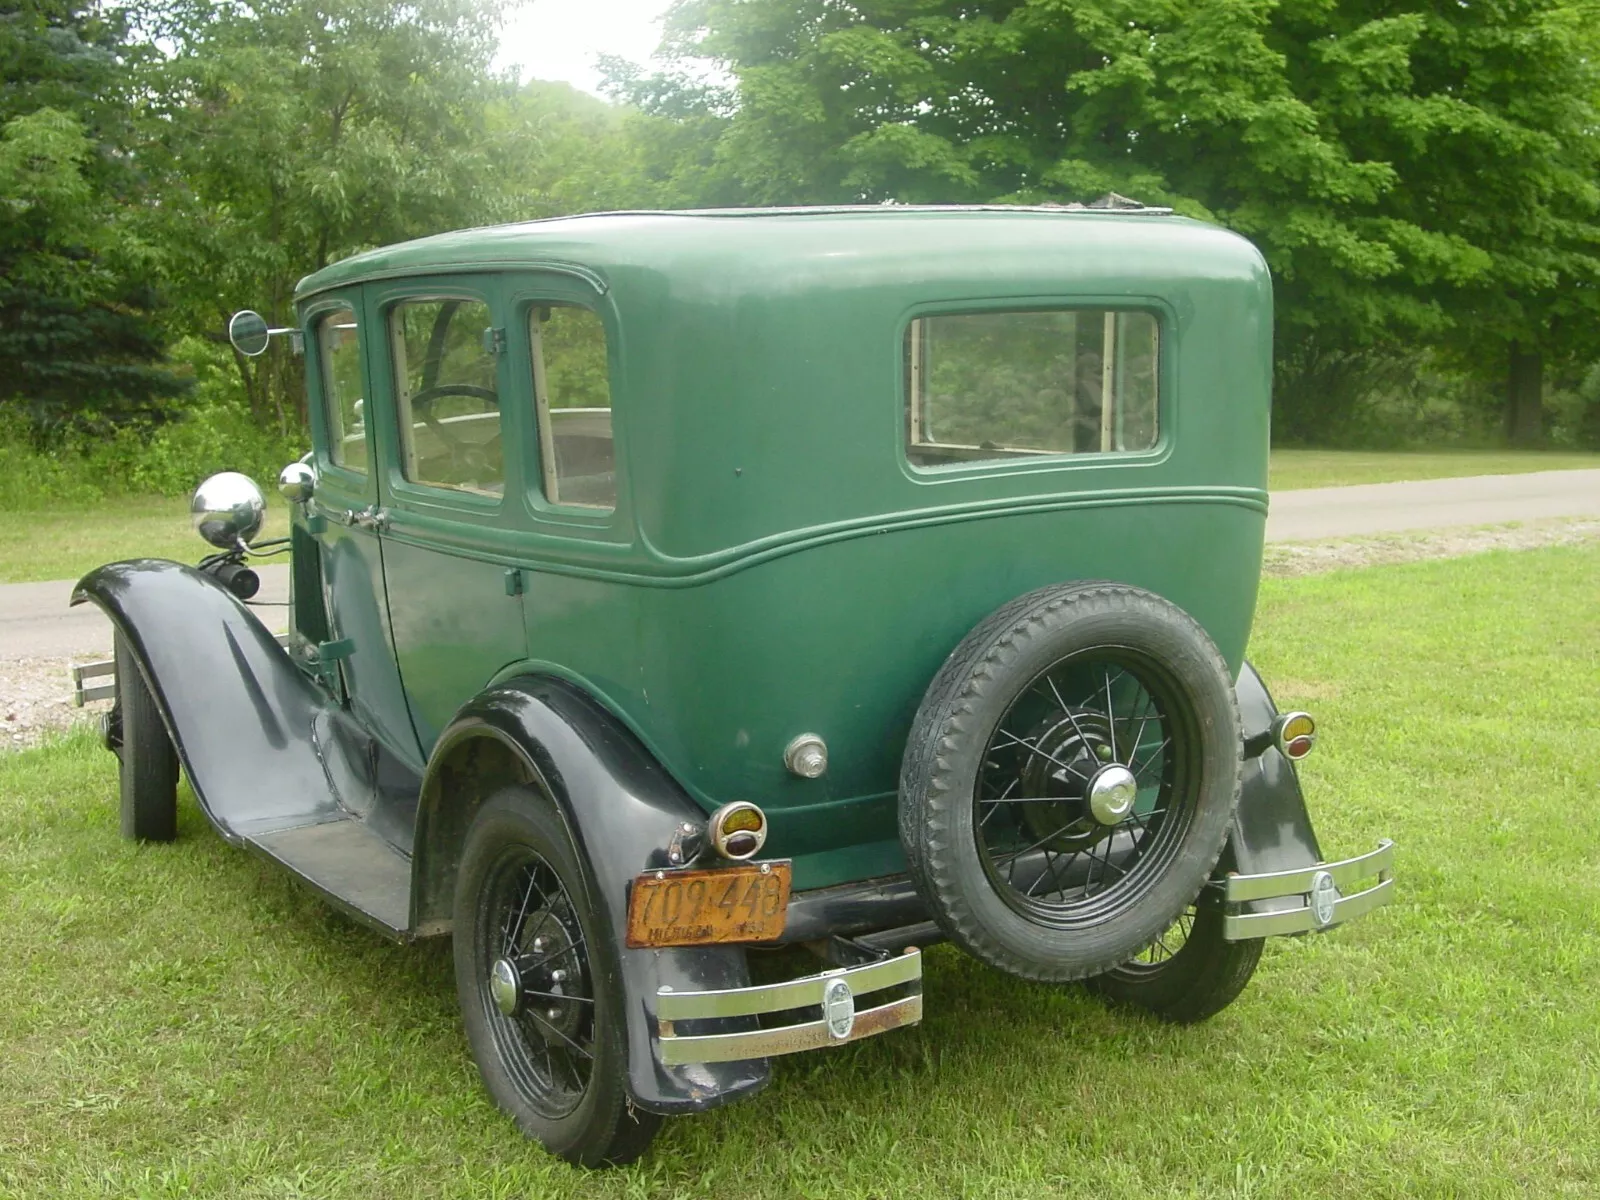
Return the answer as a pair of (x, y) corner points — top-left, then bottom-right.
(228, 310), (272, 357)
(278, 460), (316, 504)
(191, 471), (266, 549)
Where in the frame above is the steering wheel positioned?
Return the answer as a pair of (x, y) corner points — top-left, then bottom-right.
(409, 384), (501, 482)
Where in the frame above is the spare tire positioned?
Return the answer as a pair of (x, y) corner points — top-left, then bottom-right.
(899, 581), (1241, 981)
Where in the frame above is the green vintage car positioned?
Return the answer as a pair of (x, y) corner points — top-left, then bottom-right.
(74, 204), (1394, 1167)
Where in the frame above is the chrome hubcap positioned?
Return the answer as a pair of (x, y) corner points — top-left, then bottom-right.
(1088, 764), (1139, 825)
(489, 957), (521, 1016)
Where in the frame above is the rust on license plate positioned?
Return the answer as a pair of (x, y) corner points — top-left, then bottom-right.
(626, 861), (792, 948)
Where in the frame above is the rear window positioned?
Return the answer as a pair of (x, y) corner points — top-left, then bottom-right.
(906, 309), (1159, 468)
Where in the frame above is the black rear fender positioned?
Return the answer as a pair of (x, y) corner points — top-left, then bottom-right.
(1229, 660), (1324, 876)
(414, 676), (771, 1115)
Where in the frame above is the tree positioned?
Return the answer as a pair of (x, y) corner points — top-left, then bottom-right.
(652, 0), (1600, 443)
(136, 0), (518, 428)
(0, 0), (189, 440)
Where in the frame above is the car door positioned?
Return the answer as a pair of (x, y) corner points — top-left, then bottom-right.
(365, 278), (530, 755)
(303, 295), (425, 771)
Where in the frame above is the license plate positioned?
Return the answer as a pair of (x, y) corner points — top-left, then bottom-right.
(626, 861), (792, 948)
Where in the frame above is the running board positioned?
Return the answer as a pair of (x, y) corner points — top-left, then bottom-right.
(246, 817), (412, 940)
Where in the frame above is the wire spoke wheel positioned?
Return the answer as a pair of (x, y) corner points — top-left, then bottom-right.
(1125, 905), (1197, 967)
(975, 648), (1201, 931)
(1086, 901), (1264, 1024)
(454, 787), (661, 1167)
(474, 846), (596, 1119)
(900, 582), (1242, 981)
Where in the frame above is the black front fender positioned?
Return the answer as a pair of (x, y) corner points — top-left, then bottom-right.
(70, 560), (349, 842)
(415, 677), (771, 1116)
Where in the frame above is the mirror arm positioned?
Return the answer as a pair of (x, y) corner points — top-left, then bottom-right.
(263, 328), (303, 355)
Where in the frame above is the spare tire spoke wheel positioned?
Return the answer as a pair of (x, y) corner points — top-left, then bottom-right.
(977, 649), (1192, 926)
(900, 582), (1242, 981)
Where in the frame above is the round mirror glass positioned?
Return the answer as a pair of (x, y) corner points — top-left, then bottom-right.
(228, 310), (272, 358)
(191, 471), (266, 549)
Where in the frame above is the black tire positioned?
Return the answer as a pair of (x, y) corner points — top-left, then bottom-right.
(899, 581), (1242, 982)
(114, 632), (179, 842)
(1086, 903), (1264, 1023)
(453, 786), (660, 1167)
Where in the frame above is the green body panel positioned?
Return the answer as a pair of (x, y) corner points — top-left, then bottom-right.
(301, 282), (423, 771)
(293, 208), (1274, 891)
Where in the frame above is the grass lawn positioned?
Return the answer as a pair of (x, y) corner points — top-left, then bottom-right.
(0, 495), (289, 584)
(2, 544), (1597, 1198)
(1268, 447), (1599, 491)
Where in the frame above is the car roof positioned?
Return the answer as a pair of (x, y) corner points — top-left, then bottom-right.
(293, 205), (1259, 302)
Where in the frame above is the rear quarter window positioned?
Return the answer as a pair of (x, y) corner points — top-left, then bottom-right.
(907, 309), (1159, 468)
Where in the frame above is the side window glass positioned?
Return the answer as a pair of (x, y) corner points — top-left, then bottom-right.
(531, 304), (614, 510)
(906, 309), (1159, 468)
(318, 307), (366, 473)
(392, 298), (503, 496)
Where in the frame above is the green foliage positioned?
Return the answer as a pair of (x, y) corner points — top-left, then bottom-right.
(10, 0), (1597, 469)
(653, 0), (1600, 438)
(135, 0), (516, 428)
(0, 338), (303, 509)
(1547, 361), (1600, 450)
(539, 305), (611, 410)
(0, 1), (189, 439)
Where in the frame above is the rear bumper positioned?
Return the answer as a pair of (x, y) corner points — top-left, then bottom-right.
(656, 948), (923, 1065)
(1218, 839), (1395, 941)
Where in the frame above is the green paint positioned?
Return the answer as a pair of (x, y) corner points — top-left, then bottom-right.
(293, 207), (1273, 890)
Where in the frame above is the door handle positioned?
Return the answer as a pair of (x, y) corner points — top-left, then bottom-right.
(308, 501), (388, 530)
(351, 505), (390, 531)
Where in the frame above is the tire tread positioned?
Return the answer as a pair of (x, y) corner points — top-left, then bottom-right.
(116, 633), (179, 842)
(900, 582), (1242, 982)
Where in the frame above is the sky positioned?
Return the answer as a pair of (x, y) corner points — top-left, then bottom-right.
(496, 0), (677, 96)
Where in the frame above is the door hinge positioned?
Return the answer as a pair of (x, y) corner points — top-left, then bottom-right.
(504, 567), (524, 596)
(308, 638), (355, 664)
(483, 326), (506, 356)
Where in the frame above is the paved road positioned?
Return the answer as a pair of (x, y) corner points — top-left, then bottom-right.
(0, 566), (289, 661)
(1266, 468), (1600, 542)
(1, 468), (1595, 661)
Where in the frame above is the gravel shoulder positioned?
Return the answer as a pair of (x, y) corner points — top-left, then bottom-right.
(1262, 515), (1600, 577)
(2, 654), (109, 752)
(6, 517), (1599, 752)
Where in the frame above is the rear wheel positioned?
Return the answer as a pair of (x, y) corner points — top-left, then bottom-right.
(112, 632), (179, 842)
(453, 786), (660, 1167)
(900, 582), (1242, 981)
(1086, 902), (1263, 1023)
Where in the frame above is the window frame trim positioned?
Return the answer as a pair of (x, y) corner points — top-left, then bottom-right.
(898, 296), (1174, 481)
(303, 294), (374, 492)
(384, 291), (508, 508)
(525, 298), (618, 516)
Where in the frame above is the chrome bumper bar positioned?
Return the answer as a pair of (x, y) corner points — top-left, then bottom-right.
(1220, 839), (1395, 941)
(656, 948), (923, 1065)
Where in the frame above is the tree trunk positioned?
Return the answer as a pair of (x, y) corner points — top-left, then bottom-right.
(1505, 343), (1544, 447)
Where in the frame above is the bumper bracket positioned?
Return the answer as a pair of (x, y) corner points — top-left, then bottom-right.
(1219, 839), (1395, 941)
(656, 947), (923, 1065)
